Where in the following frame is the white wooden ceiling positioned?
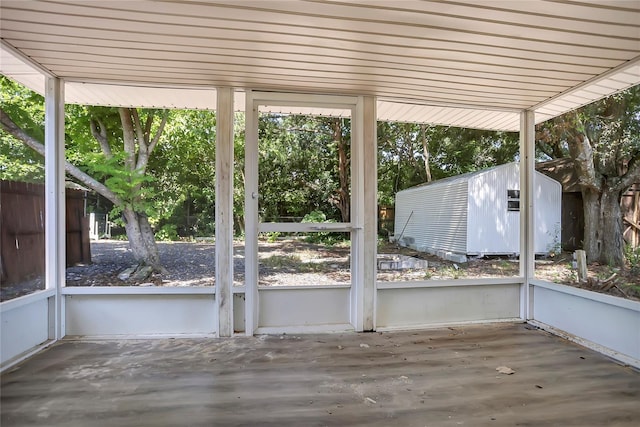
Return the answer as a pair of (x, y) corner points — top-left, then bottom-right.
(1, 0), (639, 131)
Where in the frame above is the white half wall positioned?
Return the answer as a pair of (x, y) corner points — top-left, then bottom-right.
(376, 283), (521, 329)
(257, 287), (352, 333)
(65, 294), (217, 337)
(531, 281), (640, 367)
(1, 291), (52, 366)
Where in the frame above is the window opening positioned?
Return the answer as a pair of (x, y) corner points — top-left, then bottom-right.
(507, 189), (520, 212)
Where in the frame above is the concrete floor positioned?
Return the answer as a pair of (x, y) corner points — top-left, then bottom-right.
(1, 323), (639, 427)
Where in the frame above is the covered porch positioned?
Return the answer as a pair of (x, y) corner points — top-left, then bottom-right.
(1, 3), (639, 419)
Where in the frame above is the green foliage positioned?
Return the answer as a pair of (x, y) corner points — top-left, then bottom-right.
(0, 136), (44, 182)
(1, 76), (163, 223)
(260, 254), (327, 273)
(1, 76), (45, 141)
(148, 110), (217, 236)
(546, 225), (562, 257)
(302, 210), (330, 223)
(85, 151), (156, 213)
(257, 115), (346, 223)
(624, 244), (640, 274)
(264, 232), (281, 243)
(581, 88), (640, 174)
(0, 76), (45, 182)
(536, 85), (640, 165)
(440, 264), (467, 280)
(377, 121), (519, 205)
(301, 210), (346, 245)
(155, 224), (179, 241)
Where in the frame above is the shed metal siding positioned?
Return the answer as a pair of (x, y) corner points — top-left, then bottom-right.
(467, 163), (561, 255)
(467, 163), (521, 254)
(394, 180), (468, 254)
(533, 172), (562, 253)
(396, 162), (562, 256)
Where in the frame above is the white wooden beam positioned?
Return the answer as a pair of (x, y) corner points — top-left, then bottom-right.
(362, 96), (377, 331)
(215, 87), (234, 337)
(44, 77), (65, 339)
(519, 110), (535, 320)
(249, 92), (359, 109)
(258, 222), (352, 233)
(350, 97), (365, 331)
(244, 90), (259, 336)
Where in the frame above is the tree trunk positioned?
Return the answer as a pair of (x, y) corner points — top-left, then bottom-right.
(3, 105), (169, 273)
(582, 186), (625, 266)
(333, 118), (350, 223)
(420, 124), (432, 183)
(122, 206), (163, 272)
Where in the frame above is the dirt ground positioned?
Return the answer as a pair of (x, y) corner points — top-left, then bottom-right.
(377, 242), (640, 301)
(2, 239), (638, 302)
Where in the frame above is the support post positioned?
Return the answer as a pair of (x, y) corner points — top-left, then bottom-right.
(44, 77), (65, 339)
(519, 110), (535, 320)
(215, 88), (234, 337)
(244, 90), (259, 335)
(350, 97), (366, 332)
(362, 96), (377, 331)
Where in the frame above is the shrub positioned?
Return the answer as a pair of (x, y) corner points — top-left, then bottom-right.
(265, 231), (281, 243)
(155, 224), (179, 241)
(301, 210), (346, 245)
(624, 244), (640, 274)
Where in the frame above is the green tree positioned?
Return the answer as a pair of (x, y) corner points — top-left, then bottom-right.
(257, 114), (347, 223)
(377, 121), (519, 206)
(1, 77), (168, 272)
(536, 85), (640, 266)
(149, 110), (217, 236)
(0, 77), (44, 182)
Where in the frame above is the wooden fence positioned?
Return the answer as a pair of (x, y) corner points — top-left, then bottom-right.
(622, 183), (639, 248)
(1, 181), (90, 285)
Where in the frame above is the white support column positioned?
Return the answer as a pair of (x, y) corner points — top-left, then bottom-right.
(44, 77), (65, 339)
(519, 110), (535, 320)
(244, 90), (259, 336)
(350, 98), (365, 331)
(215, 88), (234, 337)
(362, 96), (377, 331)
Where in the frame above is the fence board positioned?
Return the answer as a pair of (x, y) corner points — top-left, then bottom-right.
(1, 181), (91, 285)
(622, 184), (639, 248)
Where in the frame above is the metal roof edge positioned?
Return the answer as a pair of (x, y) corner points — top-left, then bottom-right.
(532, 55), (640, 123)
(397, 162), (518, 193)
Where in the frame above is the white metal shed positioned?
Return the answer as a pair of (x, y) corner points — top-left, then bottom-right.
(394, 163), (561, 257)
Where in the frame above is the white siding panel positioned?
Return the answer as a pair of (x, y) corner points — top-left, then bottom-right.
(534, 173), (562, 253)
(467, 163), (561, 255)
(376, 284), (521, 329)
(258, 288), (351, 329)
(467, 163), (520, 254)
(65, 295), (217, 336)
(1, 295), (50, 365)
(532, 283), (640, 367)
(395, 180), (468, 254)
